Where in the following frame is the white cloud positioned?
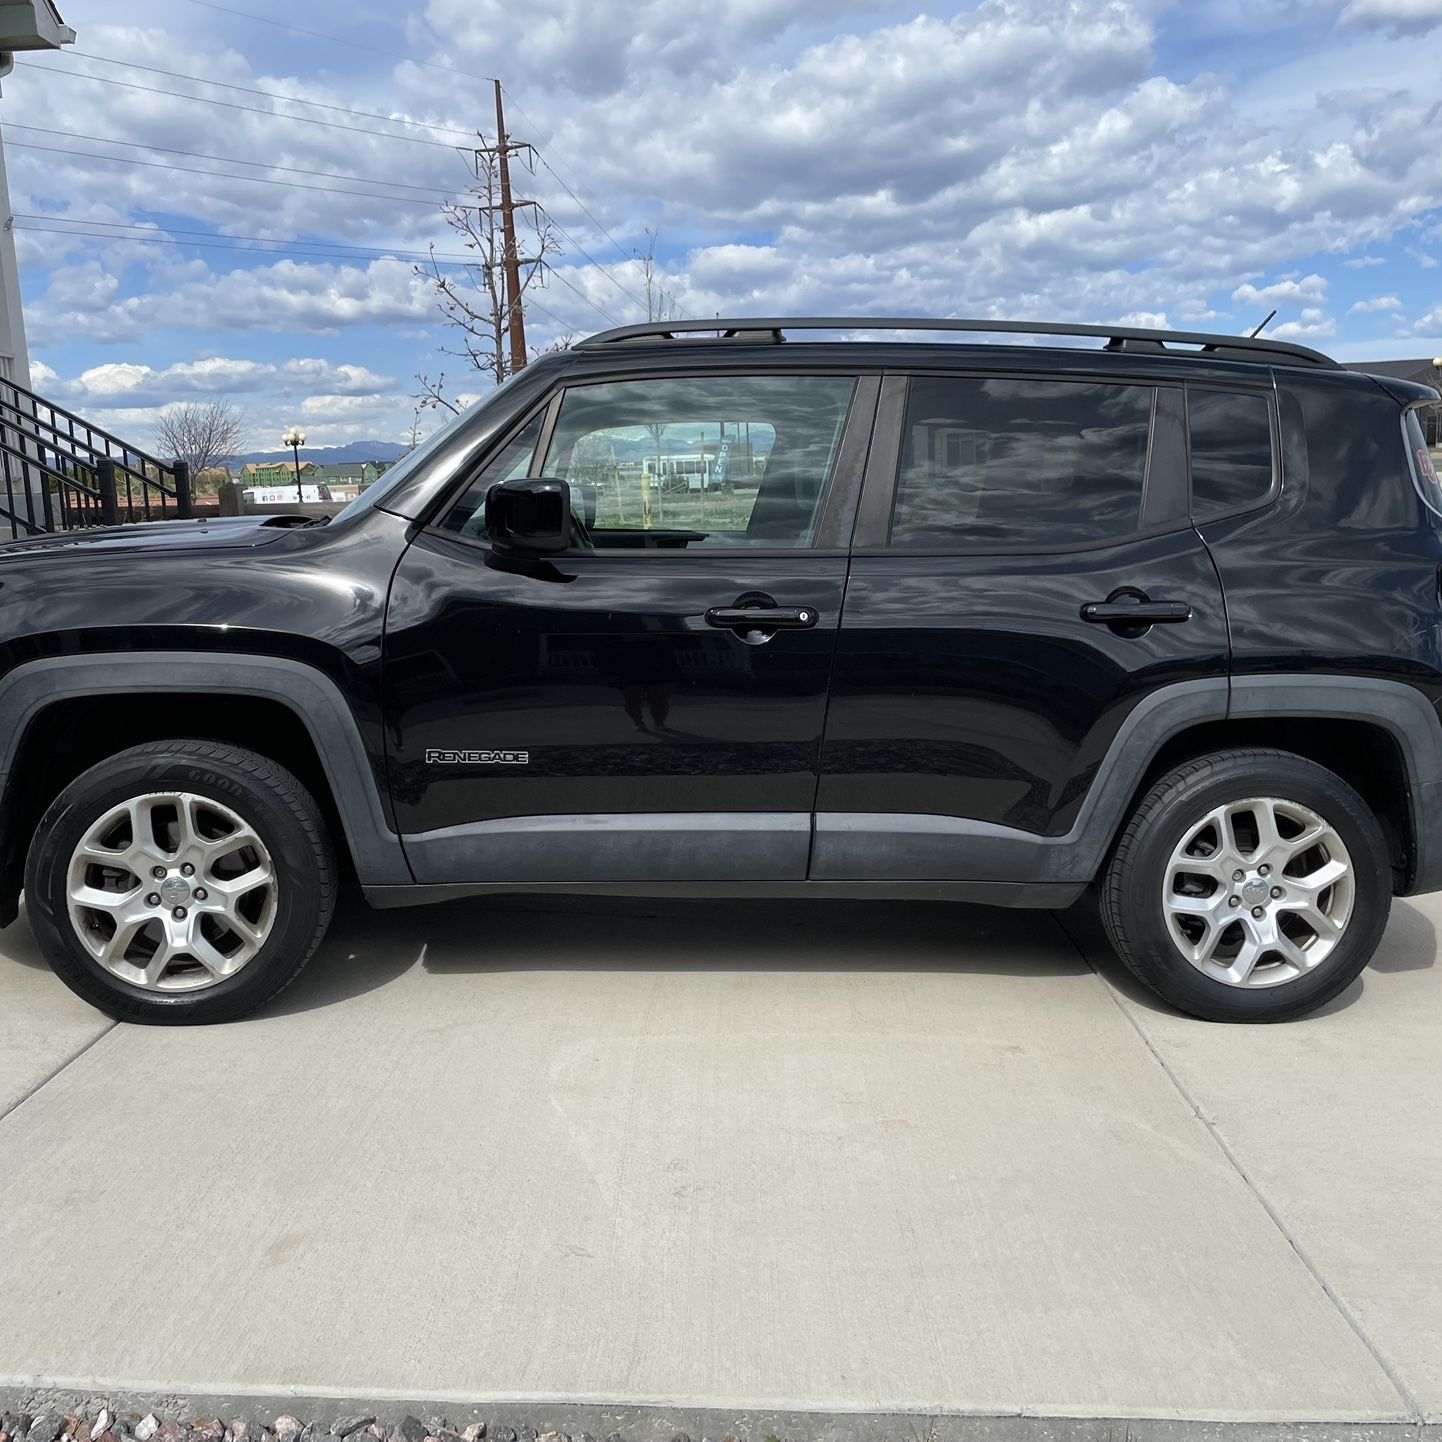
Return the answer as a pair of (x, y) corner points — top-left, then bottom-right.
(1347, 294), (1403, 312)
(1232, 274), (1330, 306)
(1272, 306), (1336, 337)
(1343, 255), (1387, 267)
(1338, 0), (1442, 36)
(46, 356), (394, 406)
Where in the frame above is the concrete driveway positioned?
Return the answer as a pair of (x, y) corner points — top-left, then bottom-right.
(1, 886), (1439, 1436)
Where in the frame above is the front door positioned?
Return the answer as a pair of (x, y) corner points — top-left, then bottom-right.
(385, 369), (876, 885)
(814, 369), (1232, 883)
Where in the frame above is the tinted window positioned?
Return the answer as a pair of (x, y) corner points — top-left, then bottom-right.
(891, 377), (1154, 549)
(539, 374), (855, 549)
(438, 412), (545, 536)
(1188, 389), (1274, 516)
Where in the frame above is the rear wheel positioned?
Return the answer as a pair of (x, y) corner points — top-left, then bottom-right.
(26, 740), (335, 1024)
(1100, 748), (1391, 1021)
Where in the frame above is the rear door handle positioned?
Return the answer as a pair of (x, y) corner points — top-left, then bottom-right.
(706, 606), (819, 630)
(1081, 600), (1192, 624)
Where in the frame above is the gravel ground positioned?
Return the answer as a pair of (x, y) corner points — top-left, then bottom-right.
(0, 1414), (720, 1442)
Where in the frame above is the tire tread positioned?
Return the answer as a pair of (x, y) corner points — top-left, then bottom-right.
(1099, 746), (1390, 1022)
(26, 738), (335, 1024)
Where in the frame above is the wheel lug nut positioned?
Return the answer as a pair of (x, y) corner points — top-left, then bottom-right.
(1229, 895), (1241, 907)
(1259, 864), (1271, 877)
(194, 888), (207, 901)
(172, 906), (187, 920)
(1252, 906), (1265, 918)
(1271, 886), (1283, 899)
(1232, 869), (1245, 882)
(181, 862), (195, 877)
(146, 893), (161, 907)
(152, 866), (166, 880)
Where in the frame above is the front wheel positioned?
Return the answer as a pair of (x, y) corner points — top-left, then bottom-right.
(26, 740), (336, 1024)
(1100, 748), (1392, 1022)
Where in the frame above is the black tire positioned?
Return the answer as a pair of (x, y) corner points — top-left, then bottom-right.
(25, 739), (336, 1025)
(1100, 748), (1391, 1022)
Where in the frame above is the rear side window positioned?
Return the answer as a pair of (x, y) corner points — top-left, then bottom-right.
(890, 376), (1154, 549)
(1188, 388), (1274, 517)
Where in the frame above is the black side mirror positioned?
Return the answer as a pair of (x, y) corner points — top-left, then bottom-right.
(485, 477), (571, 554)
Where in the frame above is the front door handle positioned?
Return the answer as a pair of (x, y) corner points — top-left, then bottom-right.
(706, 606), (819, 630)
(1081, 600), (1192, 624)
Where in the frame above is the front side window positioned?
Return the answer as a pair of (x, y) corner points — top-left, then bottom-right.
(437, 412), (545, 537)
(1188, 388), (1275, 517)
(538, 374), (856, 549)
(890, 376), (1155, 549)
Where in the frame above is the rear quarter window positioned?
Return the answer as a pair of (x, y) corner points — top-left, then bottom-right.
(1187, 388), (1276, 518)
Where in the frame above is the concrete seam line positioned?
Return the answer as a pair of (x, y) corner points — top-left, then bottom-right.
(0, 1019), (118, 1127)
(1050, 913), (1426, 1425)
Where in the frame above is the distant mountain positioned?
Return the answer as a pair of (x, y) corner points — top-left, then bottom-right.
(227, 440), (408, 467)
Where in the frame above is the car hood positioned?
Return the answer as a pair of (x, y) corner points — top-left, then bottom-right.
(0, 514), (314, 559)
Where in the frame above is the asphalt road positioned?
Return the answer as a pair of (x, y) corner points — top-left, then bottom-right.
(1, 887), (1438, 1432)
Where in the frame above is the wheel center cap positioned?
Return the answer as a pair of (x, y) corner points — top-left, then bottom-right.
(1241, 876), (1270, 904)
(159, 875), (193, 907)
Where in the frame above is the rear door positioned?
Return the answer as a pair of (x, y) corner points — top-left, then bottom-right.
(814, 367), (1231, 883)
(384, 369), (877, 885)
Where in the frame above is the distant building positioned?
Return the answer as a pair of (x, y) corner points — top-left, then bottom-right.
(240, 459), (317, 485)
(309, 460), (383, 488)
(1357, 358), (1442, 446)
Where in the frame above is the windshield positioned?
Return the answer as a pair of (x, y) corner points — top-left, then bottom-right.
(329, 400), (483, 524)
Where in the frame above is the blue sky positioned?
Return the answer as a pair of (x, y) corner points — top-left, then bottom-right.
(3, 0), (1440, 454)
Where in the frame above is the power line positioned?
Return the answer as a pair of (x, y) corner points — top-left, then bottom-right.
(541, 266), (621, 326)
(16, 61), (471, 150)
(7, 139), (469, 206)
(543, 216), (646, 310)
(61, 48), (484, 144)
(178, 0), (612, 253)
(14, 214), (479, 266)
(13, 219), (474, 268)
(3, 123), (461, 199)
(17, 219), (630, 329)
(500, 86), (637, 268)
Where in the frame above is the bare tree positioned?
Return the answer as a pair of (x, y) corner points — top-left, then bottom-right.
(635, 229), (680, 527)
(638, 227), (680, 323)
(415, 142), (561, 410)
(152, 399), (247, 479)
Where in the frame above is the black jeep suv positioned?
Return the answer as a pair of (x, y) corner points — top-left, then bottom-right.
(3, 317), (1439, 1024)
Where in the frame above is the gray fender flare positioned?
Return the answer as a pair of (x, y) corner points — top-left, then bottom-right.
(0, 652), (410, 885)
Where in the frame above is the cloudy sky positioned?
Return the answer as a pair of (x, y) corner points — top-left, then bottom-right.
(3, 0), (1440, 455)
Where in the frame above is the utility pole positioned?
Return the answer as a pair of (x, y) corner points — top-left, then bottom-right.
(493, 79), (527, 376)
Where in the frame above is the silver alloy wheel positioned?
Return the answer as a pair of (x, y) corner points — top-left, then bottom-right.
(1163, 795), (1354, 989)
(65, 792), (277, 993)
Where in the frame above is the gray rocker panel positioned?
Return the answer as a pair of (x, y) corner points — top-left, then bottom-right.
(402, 811), (811, 884)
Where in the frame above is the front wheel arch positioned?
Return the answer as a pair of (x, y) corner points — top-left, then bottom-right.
(0, 653), (410, 928)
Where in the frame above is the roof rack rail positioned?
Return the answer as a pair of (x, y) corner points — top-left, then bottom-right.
(574, 316), (1338, 368)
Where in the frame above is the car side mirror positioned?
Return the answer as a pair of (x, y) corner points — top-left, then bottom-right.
(485, 477), (571, 554)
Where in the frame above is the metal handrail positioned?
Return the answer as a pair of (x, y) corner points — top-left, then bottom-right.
(574, 316), (1340, 368)
(0, 372), (191, 535)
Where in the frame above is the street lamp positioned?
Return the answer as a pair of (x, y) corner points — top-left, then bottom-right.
(281, 426), (306, 503)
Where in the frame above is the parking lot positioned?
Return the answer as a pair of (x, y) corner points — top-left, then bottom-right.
(1, 890), (1439, 1434)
